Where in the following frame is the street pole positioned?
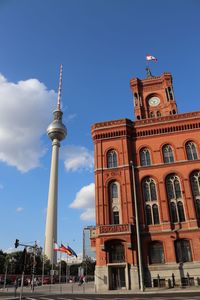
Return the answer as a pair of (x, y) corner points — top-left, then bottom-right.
(42, 252), (45, 285)
(130, 161), (144, 292)
(3, 261), (8, 290)
(65, 255), (68, 283)
(59, 252), (62, 285)
(31, 241), (37, 292)
(20, 247), (27, 300)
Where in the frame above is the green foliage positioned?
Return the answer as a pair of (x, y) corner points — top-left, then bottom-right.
(0, 250), (6, 273)
(0, 250), (96, 278)
(0, 249), (49, 276)
(81, 259), (96, 276)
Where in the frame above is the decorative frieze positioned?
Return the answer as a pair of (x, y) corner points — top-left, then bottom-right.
(99, 224), (131, 235)
(142, 84), (163, 92)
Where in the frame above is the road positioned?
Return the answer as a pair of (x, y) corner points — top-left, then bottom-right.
(1, 283), (200, 300)
(1, 293), (200, 300)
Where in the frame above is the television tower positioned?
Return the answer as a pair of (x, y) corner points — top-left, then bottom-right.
(44, 65), (67, 264)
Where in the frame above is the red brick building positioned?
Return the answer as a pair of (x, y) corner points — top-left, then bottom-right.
(91, 70), (200, 291)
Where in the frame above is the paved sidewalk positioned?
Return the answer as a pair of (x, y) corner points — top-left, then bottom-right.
(0, 282), (200, 299)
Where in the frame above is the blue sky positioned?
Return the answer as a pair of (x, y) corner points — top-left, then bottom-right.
(0, 0), (200, 255)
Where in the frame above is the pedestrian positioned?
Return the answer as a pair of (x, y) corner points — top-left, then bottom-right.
(14, 279), (18, 290)
(78, 276), (84, 286)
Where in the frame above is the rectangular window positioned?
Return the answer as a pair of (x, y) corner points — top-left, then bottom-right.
(113, 211), (120, 224)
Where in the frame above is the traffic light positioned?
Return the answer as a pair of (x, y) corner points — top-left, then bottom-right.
(15, 239), (19, 248)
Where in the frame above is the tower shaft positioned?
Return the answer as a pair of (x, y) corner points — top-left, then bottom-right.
(44, 64), (67, 264)
(45, 139), (60, 264)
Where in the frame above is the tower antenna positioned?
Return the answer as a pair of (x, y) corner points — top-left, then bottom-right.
(57, 64), (63, 110)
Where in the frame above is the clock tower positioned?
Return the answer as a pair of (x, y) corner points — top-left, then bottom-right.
(130, 70), (178, 120)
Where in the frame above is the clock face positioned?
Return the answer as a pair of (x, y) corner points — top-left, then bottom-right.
(148, 96), (160, 107)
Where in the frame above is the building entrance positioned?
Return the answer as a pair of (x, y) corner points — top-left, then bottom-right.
(110, 266), (126, 290)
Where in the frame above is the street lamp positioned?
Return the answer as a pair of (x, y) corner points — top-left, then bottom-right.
(130, 161), (144, 292)
(3, 258), (9, 290)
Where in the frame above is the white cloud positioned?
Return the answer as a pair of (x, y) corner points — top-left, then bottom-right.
(4, 247), (15, 253)
(0, 73), (57, 172)
(16, 207), (24, 213)
(66, 113), (77, 122)
(80, 208), (95, 221)
(70, 183), (95, 221)
(62, 145), (94, 172)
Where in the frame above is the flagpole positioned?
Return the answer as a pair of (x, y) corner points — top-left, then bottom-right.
(146, 55), (150, 77)
(42, 252), (45, 285)
(59, 251), (61, 285)
(66, 253), (68, 283)
(42, 238), (46, 285)
(51, 239), (54, 286)
(146, 56), (149, 69)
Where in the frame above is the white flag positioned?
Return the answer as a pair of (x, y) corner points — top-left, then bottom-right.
(146, 54), (157, 61)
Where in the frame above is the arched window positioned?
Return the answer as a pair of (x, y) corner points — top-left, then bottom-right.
(150, 112), (155, 118)
(162, 144), (174, 163)
(140, 148), (151, 166)
(157, 111), (161, 117)
(143, 177), (157, 202)
(107, 150), (118, 168)
(186, 141), (198, 160)
(149, 241), (165, 264)
(166, 174), (185, 223)
(109, 182), (121, 225)
(142, 177), (160, 225)
(108, 241), (125, 263)
(174, 239), (192, 263)
(111, 183), (118, 198)
(190, 171), (200, 219)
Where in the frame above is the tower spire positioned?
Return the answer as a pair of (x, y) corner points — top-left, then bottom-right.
(57, 64), (63, 111)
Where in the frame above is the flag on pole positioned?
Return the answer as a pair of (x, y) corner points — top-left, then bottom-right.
(54, 242), (60, 251)
(59, 244), (72, 255)
(53, 242), (77, 257)
(61, 243), (78, 257)
(146, 54), (157, 62)
(66, 245), (78, 258)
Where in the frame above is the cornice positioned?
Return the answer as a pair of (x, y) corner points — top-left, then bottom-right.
(91, 118), (133, 131)
(134, 110), (200, 128)
(137, 159), (200, 171)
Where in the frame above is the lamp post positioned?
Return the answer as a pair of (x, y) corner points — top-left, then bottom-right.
(130, 161), (144, 292)
(31, 241), (37, 292)
(3, 259), (8, 290)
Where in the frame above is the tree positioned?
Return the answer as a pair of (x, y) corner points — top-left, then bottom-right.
(81, 258), (96, 276)
(0, 250), (6, 274)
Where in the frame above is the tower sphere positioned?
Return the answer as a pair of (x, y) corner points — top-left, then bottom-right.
(47, 109), (67, 141)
